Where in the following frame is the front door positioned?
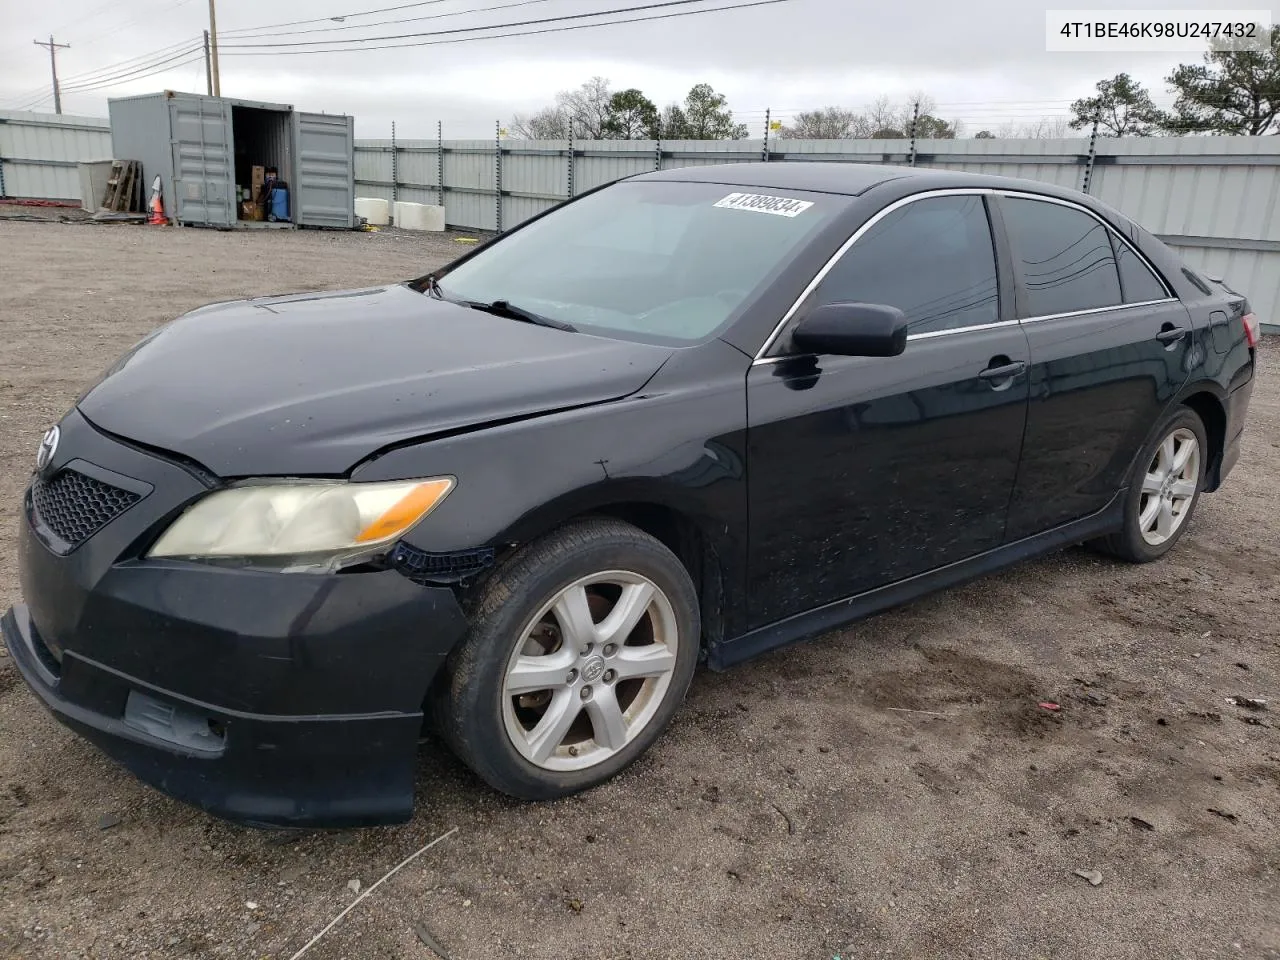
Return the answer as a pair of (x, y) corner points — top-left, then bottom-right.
(994, 194), (1196, 540)
(746, 193), (1030, 628)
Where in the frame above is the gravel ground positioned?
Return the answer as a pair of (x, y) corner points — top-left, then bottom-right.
(0, 219), (1277, 960)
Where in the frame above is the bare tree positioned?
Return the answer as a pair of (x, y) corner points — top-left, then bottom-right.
(781, 106), (863, 139)
(557, 76), (614, 139)
(509, 106), (570, 139)
(993, 117), (1072, 138)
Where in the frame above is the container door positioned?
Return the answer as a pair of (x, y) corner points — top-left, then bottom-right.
(293, 112), (354, 228)
(168, 96), (234, 225)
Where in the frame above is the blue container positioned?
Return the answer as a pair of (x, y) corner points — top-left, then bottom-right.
(269, 184), (289, 222)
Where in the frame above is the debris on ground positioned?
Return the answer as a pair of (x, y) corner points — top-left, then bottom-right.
(1073, 869), (1103, 887)
(565, 897), (584, 913)
(347, 879), (362, 895)
(413, 920), (453, 959)
(1208, 809), (1239, 823)
(1129, 817), (1155, 831)
(1038, 702), (1062, 712)
(772, 803), (796, 835)
(98, 813), (122, 831)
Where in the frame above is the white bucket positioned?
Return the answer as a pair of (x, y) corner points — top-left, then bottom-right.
(394, 201), (445, 232)
(354, 197), (390, 226)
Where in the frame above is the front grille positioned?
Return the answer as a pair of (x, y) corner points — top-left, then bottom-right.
(30, 469), (141, 548)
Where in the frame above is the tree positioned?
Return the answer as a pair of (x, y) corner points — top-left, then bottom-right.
(974, 129), (996, 139)
(675, 83), (748, 139)
(509, 106), (570, 139)
(1160, 29), (1280, 135)
(603, 88), (660, 139)
(782, 107), (864, 139)
(1069, 72), (1160, 136)
(659, 104), (690, 138)
(557, 76), (614, 139)
(914, 114), (959, 138)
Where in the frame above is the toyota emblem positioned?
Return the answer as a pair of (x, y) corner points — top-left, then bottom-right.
(36, 425), (59, 473)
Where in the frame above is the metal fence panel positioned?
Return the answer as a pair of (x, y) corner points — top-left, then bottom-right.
(0, 110), (112, 200)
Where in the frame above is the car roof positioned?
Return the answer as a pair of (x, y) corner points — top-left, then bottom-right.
(633, 161), (1090, 202)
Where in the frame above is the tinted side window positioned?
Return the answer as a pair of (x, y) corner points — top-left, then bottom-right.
(810, 195), (998, 335)
(1001, 198), (1122, 317)
(1113, 236), (1169, 303)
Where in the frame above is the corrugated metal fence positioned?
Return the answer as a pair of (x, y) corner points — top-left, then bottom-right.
(2, 108), (1277, 332)
(0, 110), (111, 201)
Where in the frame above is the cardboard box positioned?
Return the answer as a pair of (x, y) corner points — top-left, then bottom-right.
(240, 199), (264, 222)
(251, 165), (265, 202)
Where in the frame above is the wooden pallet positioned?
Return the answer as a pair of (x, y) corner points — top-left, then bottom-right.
(101, 160), (142, 213)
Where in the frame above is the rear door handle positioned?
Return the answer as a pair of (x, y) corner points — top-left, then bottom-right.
(978, 361), (1026, 381)
(1156, 326), (1189, 344)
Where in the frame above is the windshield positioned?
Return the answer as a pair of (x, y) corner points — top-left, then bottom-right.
(435, 180), (846, 345)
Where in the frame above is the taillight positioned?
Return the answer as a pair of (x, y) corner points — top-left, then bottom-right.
(1242, 313), (1260, 348)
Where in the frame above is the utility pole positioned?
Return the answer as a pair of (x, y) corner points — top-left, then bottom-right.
(206, 0), (221, 96)
(33, 36), (70, 114)
(202, 30), (213, 95)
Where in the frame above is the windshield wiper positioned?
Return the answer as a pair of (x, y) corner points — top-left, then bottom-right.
(464, 299), (577, 332)
(422, 275), (457, 302)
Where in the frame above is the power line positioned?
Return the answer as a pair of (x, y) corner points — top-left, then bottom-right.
(220, 0), (790, 48)
(58, 45), (205, 95)
(222, 0), (555, 40)
(222, 0), (800, 54)
(219, 0), (464, 35)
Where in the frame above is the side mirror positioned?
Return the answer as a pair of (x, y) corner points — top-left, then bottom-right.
(790, 302), (908, 358)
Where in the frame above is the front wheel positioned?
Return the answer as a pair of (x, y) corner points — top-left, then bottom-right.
(1094, 406), (1207, 563)
(433, 518), (700, 800)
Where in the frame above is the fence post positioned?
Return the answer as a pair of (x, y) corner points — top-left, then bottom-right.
(390, 121), (398, 205)
(907, 99), (919, 167)
(762, 107), (771, 162)
(567, 123), (575, 199)
(1081, 112), (1100, 195)
(436, 120), (444, 208)
(495, 120), (503, 233)
(654, 134), (661, 172)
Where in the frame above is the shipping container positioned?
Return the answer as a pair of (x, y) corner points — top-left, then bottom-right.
(107, 91), (355, 229)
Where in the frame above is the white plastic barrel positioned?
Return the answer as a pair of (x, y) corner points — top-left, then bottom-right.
(394, 201), (445, 232)
(354, 197), (390, 226)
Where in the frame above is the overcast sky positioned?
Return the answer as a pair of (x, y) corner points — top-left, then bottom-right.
(0, 0), (1219, 138)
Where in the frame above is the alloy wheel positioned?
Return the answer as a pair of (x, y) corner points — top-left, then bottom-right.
(1138, 427), (1199, 546)
(501, 571), (680, 772)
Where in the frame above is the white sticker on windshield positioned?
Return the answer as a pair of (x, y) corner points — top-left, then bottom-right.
(713, 192), (814, 218)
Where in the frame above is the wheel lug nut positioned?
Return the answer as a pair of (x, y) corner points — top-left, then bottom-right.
(581, 643), (593, 656)
(580, 686), (592, 700)
(568, 745), (579, 756)
(566, 669), (578, 684)
(603, 644), (617, 657)
(603, 669), (616, 683)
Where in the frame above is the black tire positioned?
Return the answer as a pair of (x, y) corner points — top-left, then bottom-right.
(1093, 405), (1208, 563)
(433, 517), (700, 800)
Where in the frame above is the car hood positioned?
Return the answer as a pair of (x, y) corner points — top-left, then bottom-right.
(77, 284), (673, 477)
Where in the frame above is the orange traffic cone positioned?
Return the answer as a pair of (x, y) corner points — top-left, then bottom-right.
(147, 174), (167, 226)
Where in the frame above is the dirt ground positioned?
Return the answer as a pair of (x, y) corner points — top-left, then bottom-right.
(0, 216), (1277, 960)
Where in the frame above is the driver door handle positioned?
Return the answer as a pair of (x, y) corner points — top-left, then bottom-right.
(978, 360), (1026, 381)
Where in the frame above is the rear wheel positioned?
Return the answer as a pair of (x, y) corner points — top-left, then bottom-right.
(434, 518), (699, 799)
(1094, 406), (1207, 563)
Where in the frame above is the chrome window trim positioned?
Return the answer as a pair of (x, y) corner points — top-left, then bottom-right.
(1018, 297), (1179, 325)
(751, 187), (994, 363)
(751, 185), (1178, 367)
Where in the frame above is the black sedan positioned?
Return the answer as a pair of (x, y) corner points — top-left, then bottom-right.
(3, 163), (1258, 828)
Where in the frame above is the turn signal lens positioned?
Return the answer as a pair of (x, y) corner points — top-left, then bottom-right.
(149, 477), (455, 571)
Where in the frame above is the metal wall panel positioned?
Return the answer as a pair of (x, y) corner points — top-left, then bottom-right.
(294, 112), (354, 228)
(168, 95), (234, 226)
(0, 110), (111, 200)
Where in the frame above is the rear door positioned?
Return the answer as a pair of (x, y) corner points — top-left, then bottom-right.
(168, 96), (234, 226)
(995, 193), (1194, 541)
(746, 192), (1031, 627)
(293, 112), (355, 228)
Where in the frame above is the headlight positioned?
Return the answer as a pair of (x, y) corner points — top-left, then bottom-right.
(148, 477), (454, 572)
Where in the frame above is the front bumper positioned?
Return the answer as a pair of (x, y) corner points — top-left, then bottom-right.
(4, 410), (469, 828)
